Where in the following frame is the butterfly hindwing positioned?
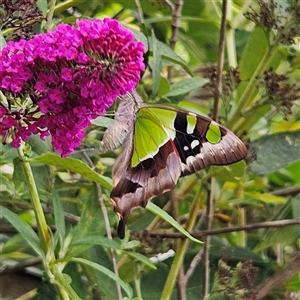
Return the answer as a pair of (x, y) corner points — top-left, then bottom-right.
(111, 136), (181, 238)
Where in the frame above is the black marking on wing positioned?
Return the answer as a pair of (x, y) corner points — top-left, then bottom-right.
(172, 112), (248, 176)
(173, 112), (206, 164)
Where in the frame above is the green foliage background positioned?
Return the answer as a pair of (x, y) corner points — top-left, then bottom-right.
(0, 0), (299, 299)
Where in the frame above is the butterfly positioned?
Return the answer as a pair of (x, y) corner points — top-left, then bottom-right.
(100, 91), (247, 238)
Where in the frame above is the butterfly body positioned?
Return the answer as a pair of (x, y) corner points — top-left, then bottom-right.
(101, 91), (247, 238)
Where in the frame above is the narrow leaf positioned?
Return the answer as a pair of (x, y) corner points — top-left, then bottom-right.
(29, 153), (113, 189)
(151, 33), (162, 98)
(71, 236), (121, 250)
(244, 191), (287, 204)
(239, 27), (269, 80)
(122, 251), (157, 270)
(0, 206), (43, 256)
(146, 202), (203, 244)
(53, 265), (81, 300)
(52, 189), (65, 241)
(72, 258), (133, 298)
(165, 78), (208, 97)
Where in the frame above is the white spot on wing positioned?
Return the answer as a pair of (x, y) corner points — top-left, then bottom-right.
(191, 140), (200, 149)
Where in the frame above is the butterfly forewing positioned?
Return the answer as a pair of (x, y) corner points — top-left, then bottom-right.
(145, 107), (248, 176)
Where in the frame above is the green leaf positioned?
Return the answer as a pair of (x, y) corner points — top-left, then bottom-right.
(253, 225), (298, 253)
(149, 35), (193, 98)
(72, 257), (133, 298)
(0, 143), (18, 163)
(52, 190), (65, 242)
(291, 197), (300, 237)
(148, 36), (192, 76)
(180, 19), (220, 62)
(13, 158), (26, 192)
(210, 161), (247, 183)
(157, 76), (170, 98)
(151, 33), (163, 98)
(29, 153), (113, 189)
(28, 135), (51, 155)
(244, 191), (287, 204)
(250, 131), (300, 174)
(0, 31), (6, 49)
(36, 0), (48, 17)
(67, 188), (107, 258)
(122, 251), (157, 270)
(165, 78), (209, 98)
(239, 27), (269, 80)
(239, 104), (272, 133)
(52, 265), (81, 300)
(0, 173), (16, 195)
(71, 236), (121, 250)
(91, 116), (114, 128)
(286, 160), (300, 184)
(0, 206), (43, 257)
(146, 202), (203, 244)
(286, 273), (300, 292)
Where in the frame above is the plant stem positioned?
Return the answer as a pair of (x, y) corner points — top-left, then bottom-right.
(17, 146), (50, 253)
(18, 146), (71, 299)
(237, 207), (246, 247)
(52, 264), (80, 300)
(51, 0), (86, 15)
(134, 264), (143, 299)
(160, 189), (204, 300)
(203, 178), (215, 299)
(146, 219), (300, 239)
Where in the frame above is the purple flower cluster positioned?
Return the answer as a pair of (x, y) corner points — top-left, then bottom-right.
(0, 18), (145, 157)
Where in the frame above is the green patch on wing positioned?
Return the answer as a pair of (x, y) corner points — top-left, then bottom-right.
(132, 107), (176, 167)
(145, 107), (177, 138)
(186, 114), (197, 134)
(206, 122), (221, 144)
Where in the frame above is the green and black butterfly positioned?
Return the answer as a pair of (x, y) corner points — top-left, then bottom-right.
(100, 91), (247, 238)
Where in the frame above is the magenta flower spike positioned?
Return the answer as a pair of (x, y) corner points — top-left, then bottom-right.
(0, 18), (145, 157)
